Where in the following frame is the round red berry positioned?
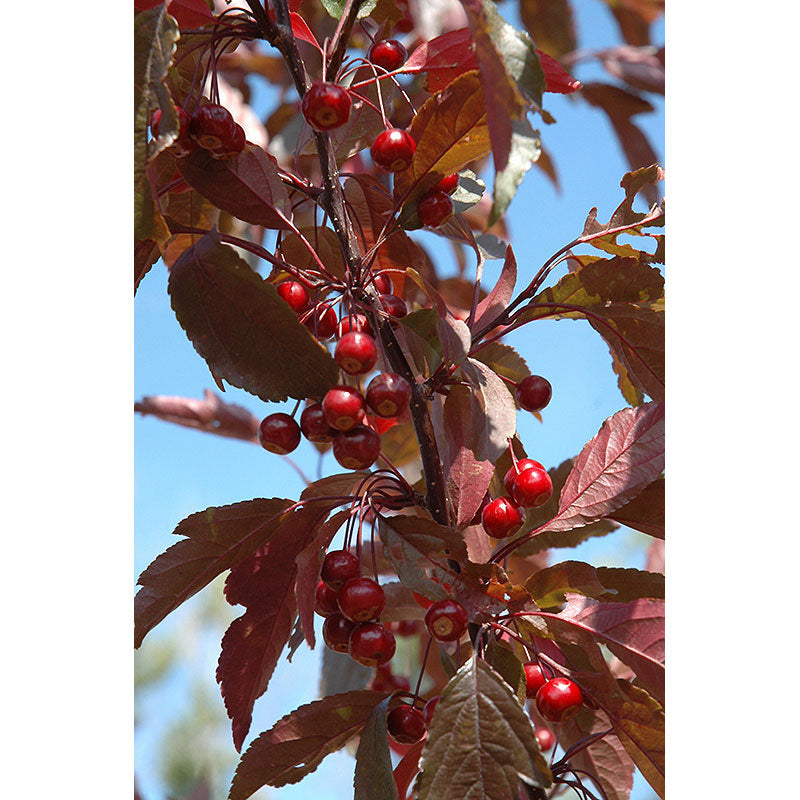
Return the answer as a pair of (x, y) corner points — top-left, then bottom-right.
(535, 727), (555, 751)
(258, 413), (301, 454)
(512, 466), (553, 508)
(348, 622), (396, 667)
(333, 425), (381, 470)
(422, 696), (439, 727)
(503, 459), (545, 496)
(323, 386), (366, 432)
(481, 497), (524, 538)
(379, 294), (408, 319)
(335, 332), (378, 375)
(432, 173), (458, 195)
(424, 598), (469, 642)
(321, 549), (360, 591)
(303, 302), (338, 339)
(417, 191), (454, 228)
(337, 576), (386, 622)
(387, 705), (426, 744)
(337, 313), (373, 337)
(372, 272), (393, 294)
(368, 39), (408, 72)
(211, 122), (246, 159)
(300, 403), (338, 443)
(515, 375), (553, 412)
(523, 663), (547, 698)
(371, 129), (416, 172)
(276, 280), (310, 314)
(536, 677), (583, 723)
(315, 580), (341, 617)
(301, 82), (352, 131)
(322, 612), (357, 652)
(366, 373), (411, 418)
(189, 103), (236, 150)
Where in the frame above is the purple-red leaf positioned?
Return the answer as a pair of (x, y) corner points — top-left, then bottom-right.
(472, 244), (517, 332)
(404, 28), (479, 92)
(177, 143), (292, 230)
(228, 690), (390, 799)
(537, 50), (582, 93)
(607, 475), (664, 538)
(134, 497), (293, 648)
(546, 402), (664, 534)
(519, 0), (577, 60)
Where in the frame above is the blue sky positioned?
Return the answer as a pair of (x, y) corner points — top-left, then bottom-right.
(134, 3), (664, 798)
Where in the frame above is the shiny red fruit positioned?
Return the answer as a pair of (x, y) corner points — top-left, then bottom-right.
(337, 313), (373, 337)
(189, 103), (236, 150)
(301, 82), (352, 131)
(523, 663), (547, 698)
(366, 373), (411, 418)
(322, 612), (357, 652)
(335, 332), (378, 375)
(481, 496), (524, 538)
(258, 413), (301, 454)
(424, 598), (469, 642)
(337, 577), (386, 622)
(321, 549), (360, 591)
(515, 375), (553, 412)
(387, 705), (426, 744)
(368, 39), (408, 72)
(535, 727), (555, 751)
(512, 466), (553, 508)
(379, 294), (408, 319)
(422, 696), (439, 727)
(333, 425), (381, 470)
(300, 403), (338, 443)
(372, 272), (393, 294)
(323, 386), (366, 432)
(348, 622), (396, 666)
(210, 122), (246, 158)
(536, 678), (583, 722)
(417, 191), (453, 228)
(303, 302), (338, 339)
(503, 459), (545, 496)
(371, 129), (416, 172)
(315, 580), (341, 617)
(432, 173), (458, 195)
(276, 280), (310, 314)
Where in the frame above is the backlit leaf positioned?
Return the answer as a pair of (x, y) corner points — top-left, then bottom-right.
(177, 144), (292, 230)
(414, 657), (552, 799)
(489, 116), (541, 225)
(472, 244), (517, 332)
(354, 695), (398, 800)
(278, 226), (347, 280)
(404, 28), (479, 93)
(228, 690), (390, 799)
(607, 475), (664, 537)
(472, 342), (530, 395)
(320, 0), (378, 19)
(134, 497), (293, 647)
(168, 230), (339, 402)
(519, 0), (577, 59)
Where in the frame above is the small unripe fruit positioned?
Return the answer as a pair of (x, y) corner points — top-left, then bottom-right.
(276, 280), (310, 314)
(321, 550), (360, 591)
(536, 677), (583, 723)
(366, 373), (411, 417)
(424, 598), (469, 642)
(301, 82), (352, 131)
(511, 466), (553, 508)
(323, 386), (366, 432)
(481, 496), (524, 538)
(322, 612), (357, 652)
(300, 403), (338, 443)
(334, 332), (378, 375)
(387, 705), (426, 744)
(333, 425), (381, 470)
(515, 375), (553, 412)
(348, 622), (396, 667)
(417, 191), (454, 228)
(371, 129), (416, 172)
(258, 413), (301, 454)
(368, 39), (408, 72)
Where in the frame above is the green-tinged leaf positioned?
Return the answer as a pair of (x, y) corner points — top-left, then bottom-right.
(320, 648), (373, 697)
(278, 227), (347, 280)
(607, 476), (664, 538)
(612, 350), (646, 406)
(519, 0), (577, 59)
(489, 116), (541, 225)
(472, 343), (530, 394)
(134, 497), (293, 647)
(379, 423), (420, 468)
(354, 696), (398, 800)
(558, 707), (635, 800)
(414, 657), (552, 799)
(228, 690), (390, 799)
(525, 561), (664, 609)
(393, 71), (491, 207)
(400, 308), (443, 375)
(485, 641), (527, 705)
(168, 230), (339, 402)
(320, 0), (377, 20)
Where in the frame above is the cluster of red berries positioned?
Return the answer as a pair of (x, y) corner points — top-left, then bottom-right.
(524, 662), (583, 725)
(150, 102), (245, 160)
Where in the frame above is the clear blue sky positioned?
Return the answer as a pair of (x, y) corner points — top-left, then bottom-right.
(135, 3), (664, 798)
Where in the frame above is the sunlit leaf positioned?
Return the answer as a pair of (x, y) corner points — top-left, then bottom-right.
(519, 0), (577, 59)
(489, 116), (541, 225)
